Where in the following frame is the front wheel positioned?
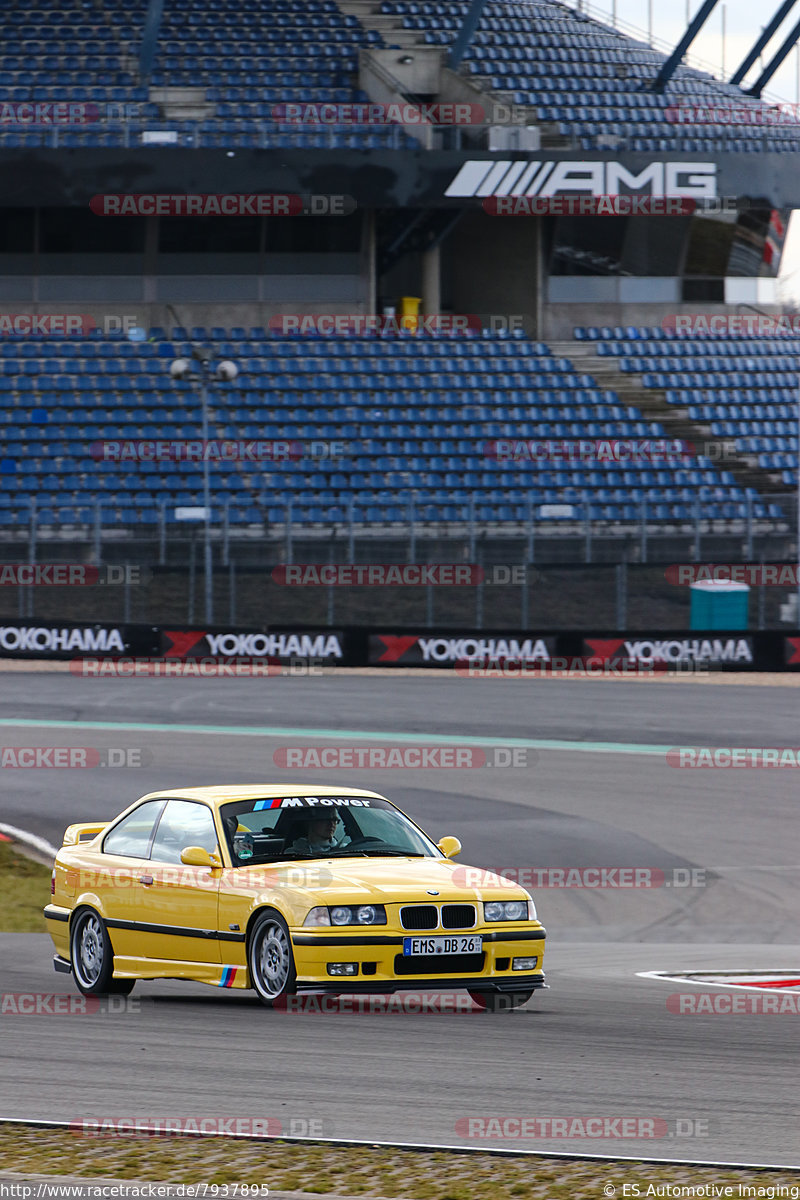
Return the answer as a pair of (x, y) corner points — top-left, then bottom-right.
(468, 989), (534, 1012)
(248, 911), (297, 1008)
(71, 909), (134, 996)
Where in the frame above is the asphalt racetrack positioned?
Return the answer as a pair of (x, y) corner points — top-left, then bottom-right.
(1, 672), (798, 1167)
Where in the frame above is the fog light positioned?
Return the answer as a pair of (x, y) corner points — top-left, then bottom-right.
(327, 963), (358, 976)
(512, 956), (538, 970)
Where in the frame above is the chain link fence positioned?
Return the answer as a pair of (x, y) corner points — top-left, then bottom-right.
(1, 494), (798, 630)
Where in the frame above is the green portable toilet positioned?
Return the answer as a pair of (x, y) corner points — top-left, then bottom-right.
(689, 580), (749, 630)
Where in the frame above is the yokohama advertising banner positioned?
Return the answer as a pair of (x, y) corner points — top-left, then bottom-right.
(582, 635), (755, 667)
(157, 627), (346, 661)
(0, 621), (150, 659)
(369, 632), (556, 667)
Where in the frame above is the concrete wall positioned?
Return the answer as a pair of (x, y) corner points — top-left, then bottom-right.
(542, 299), (787, 340)
(446, 211), (541, 335)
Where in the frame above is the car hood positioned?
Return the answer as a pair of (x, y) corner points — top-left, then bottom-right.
(292, 857), (526, 902)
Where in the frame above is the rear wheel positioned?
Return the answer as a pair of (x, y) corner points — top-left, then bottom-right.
(468, 989), (534, 1012)
(248, 911), (297, 1008)
(71, 909), (134, 996)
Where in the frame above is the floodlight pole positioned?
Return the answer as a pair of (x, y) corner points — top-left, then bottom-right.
(170, 346), (237, 627)
(199, 364), (212, 626)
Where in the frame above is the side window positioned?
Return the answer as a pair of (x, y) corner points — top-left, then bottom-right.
(103, 801), (165, 859)
(150, 800), (219, 865)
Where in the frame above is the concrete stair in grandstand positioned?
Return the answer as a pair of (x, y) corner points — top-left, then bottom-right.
(336, 0), (570, 148)
(549, 341), (789, 499)
(148, 88), (216, 123)
(337, 0), (417, 40)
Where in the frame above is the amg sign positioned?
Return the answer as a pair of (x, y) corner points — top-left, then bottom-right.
(445, 160), (718, 200)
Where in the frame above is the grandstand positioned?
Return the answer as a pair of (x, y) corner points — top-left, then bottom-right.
(0, 324), (783, 530)
(0, 0), (799, 564)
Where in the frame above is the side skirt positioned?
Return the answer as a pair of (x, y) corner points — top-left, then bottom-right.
(110, 956), (251, 988)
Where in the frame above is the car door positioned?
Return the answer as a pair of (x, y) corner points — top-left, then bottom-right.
(94, 799), (167, 957)
(136, 798), (223, 964)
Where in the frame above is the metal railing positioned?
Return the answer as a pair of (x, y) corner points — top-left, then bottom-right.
(1, 490), (797, 552)
(1, 492), (798, 627)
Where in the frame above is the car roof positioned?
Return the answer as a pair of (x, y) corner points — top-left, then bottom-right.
(135, 784), (391, 809)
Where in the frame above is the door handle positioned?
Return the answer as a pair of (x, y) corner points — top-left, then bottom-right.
(139, 875), (154, 886)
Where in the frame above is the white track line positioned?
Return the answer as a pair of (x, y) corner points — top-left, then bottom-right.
(638, 970), (800, 992)
(0, 1117), (794, 1170)
(0, 823), (58, 860)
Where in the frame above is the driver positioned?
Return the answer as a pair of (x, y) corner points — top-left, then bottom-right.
(287, 812), (349, 855)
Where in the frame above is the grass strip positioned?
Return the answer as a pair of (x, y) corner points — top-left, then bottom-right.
(0, 1125), (797, 1199)
(0, 841), (50, 932)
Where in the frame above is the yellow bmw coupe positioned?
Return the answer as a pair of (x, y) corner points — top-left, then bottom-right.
(45, 785), (546, 1011)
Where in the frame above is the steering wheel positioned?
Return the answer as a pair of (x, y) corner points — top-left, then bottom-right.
(343, 837), (384, 848)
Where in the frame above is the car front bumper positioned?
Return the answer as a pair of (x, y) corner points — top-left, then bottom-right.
(291, 924), (546, 992)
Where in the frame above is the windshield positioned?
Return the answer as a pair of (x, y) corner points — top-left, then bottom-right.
(219, 795), (438, 864)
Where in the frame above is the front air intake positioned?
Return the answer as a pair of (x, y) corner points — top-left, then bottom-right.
(400, 905), (438, 930)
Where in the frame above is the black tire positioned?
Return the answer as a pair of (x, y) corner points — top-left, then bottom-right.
(468, 989), (534, 1012)
(70, 908), (131, 996)
(108, 978), (136, 995)
(248, 911), (297, 1008)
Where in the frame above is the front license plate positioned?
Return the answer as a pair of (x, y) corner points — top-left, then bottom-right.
(402, 936), (483, 956)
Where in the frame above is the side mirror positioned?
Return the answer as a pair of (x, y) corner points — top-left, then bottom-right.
(180, 846), (222, 869)
(437, 836), (462, 859)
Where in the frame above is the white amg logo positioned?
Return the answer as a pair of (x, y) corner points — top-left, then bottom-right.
(445, 160), (718, 199)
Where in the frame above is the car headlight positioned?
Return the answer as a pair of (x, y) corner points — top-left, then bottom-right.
(303, 904), (387, 927)
(304, 906), (331, 926)
(484, 899), (531, 922)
